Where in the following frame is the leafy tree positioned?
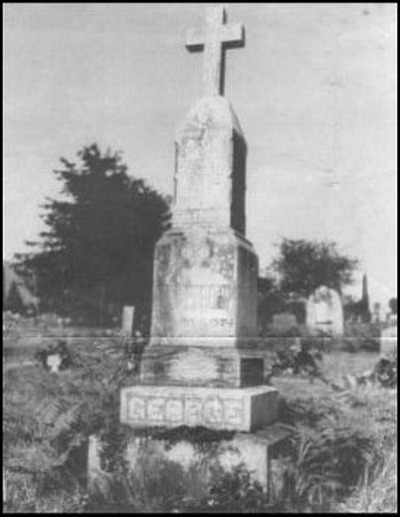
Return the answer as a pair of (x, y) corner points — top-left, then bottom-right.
(388, 298), (397, 315)
(343, 295), (368, 323)
(271, 238), (358, 297)
(257, 276), (285, 330)
(4, 282), (25, 314)
(16, 144), (170, 328)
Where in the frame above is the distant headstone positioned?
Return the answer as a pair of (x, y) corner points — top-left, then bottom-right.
(47, 353), (62, 373)
(372, 302), (381, 323)
(121, 306), (135, 337)
(306, 286), (344, 335)
(380, 319), (397, 358)
(272, 312), (298, 333)
(380, 306), (397, 357)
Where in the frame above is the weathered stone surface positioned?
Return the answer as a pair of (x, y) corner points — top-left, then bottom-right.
(380, 322), (397, 358)
(88, 423), (293, 495)
(185, 5), (244, 98)
(271, 312), (298, 333)
(173, 96), (246, 234)
(120, 385), (278, 431)
(150, 227), (258, 347)
(306, 286), (344, 335)
(140, 345), (264, 388)
(121, 305), (135, 337)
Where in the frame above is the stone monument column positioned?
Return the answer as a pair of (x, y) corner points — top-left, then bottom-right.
(121, 5), (278, 432)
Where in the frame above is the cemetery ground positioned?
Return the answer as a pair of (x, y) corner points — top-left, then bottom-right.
(3, 314), (397, 513)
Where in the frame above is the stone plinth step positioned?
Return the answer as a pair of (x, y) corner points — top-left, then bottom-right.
(120, 385), (279, 432)
(140, 345), (265, 388)
(88, 422), (294, 496)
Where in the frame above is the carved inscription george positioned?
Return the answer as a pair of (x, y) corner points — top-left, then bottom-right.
(126, 392), (245, 429)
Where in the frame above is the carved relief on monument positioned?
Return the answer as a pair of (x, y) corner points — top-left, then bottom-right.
(168, 349), (219, 383)
(175, 116), (231, 222)
(127, 396), (146, 421)
(153, 231), (237, 337)
(124, 393), (245, 428)
(147, 398), (165, 421)
(185, 398), (203, 425)
(165, 399), (184, 422)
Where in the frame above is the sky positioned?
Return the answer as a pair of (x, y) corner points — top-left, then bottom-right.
(3, 3), (397, 308)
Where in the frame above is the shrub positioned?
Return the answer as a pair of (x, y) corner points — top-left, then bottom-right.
(35, 340), (76, 371)
(336, 422), (397, 513)
(274, 406), (378, 512)
(373, 354), (397, 388)
(341, 322), (381, 352)
(87, 455), (189, 513)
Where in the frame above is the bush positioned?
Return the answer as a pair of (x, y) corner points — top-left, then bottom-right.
(87, 456), (272, 514)
(272, 395), (381, 513)
(341, 322), (381, 352)
(35, 340), (76, 371)
(87, 455), (190, 513)
(373, 354), (397, 388)
(336, 420), (397, 513)
(3, 339), (128, 512)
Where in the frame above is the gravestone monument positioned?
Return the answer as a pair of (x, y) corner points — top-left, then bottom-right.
(380, 301), (397, 358)
(380, 323), (397, 358)
(306, 285), (344, 335)
(272, 312), (298, 333)
(90, 6), (291, 495)
(47, 353), (62, 373)
(120, 4), (278, 432)
(372, 302), (381, 323)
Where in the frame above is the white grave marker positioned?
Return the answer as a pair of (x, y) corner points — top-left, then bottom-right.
(306, 286), (344, 335)
(121, 306), (135, 337)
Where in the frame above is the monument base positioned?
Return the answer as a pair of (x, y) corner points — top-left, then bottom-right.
(140, 344), (265, 388)
(120, 385), (279, 432)
(88, 423), (293, 496)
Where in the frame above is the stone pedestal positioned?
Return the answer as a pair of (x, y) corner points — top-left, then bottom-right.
(150, 227), (258, 347)
(88, 423), (293, 496)
(140, 345), (264, 388)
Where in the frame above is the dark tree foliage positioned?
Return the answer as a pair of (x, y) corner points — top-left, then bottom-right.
(16, 144), (170, 328)
(272, 238), (358, 297)
(4, 282), (25, 314)
(257, 276), (284, 331)
(344, 296), (371, 323)
(389, 298), (397, 315)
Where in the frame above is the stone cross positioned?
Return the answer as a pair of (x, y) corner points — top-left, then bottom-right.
(186, 4), (244, 97)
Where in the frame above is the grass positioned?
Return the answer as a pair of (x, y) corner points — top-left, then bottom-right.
(271, 351), (397, 513)
(3, 317), (397, 513)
